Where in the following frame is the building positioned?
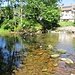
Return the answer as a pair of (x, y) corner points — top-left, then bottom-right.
(60, 4), (75, 22)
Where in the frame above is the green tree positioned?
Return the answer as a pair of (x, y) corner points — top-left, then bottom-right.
(0, 0), (61, 31)
(23, 0), (61, 30)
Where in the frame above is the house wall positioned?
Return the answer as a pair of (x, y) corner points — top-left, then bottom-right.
(60, 4), (75, 22)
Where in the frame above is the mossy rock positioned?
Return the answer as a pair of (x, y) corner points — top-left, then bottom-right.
(60, 58), (73, 64)
(57, 49), (66, 54)
(48, 44), (53, 50)
(42, 68), (48, 72)
(50, 54), (60, 58)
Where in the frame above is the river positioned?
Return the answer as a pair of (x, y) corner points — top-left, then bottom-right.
(0, 32), (75, 75)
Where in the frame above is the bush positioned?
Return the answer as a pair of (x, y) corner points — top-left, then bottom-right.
(14, 24), (22, 31)
(0, 28), (10, 35)
(1, 18), (20, 31)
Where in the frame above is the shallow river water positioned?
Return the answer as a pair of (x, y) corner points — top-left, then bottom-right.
(0, 32), (75, 75)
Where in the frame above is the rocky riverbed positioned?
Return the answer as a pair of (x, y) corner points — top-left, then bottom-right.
(12, 46), (75, 75)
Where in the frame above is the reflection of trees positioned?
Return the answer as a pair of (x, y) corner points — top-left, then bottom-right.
(0, 48), (5, 74)
(22, 34), (59, 51)
(72, 38), (75, 50)
(22, 35), (40, 51)
(58, 33), (72, 42)
(0, 35), (26, 75)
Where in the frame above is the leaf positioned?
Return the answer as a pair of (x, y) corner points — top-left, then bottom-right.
(11, 0), (16, 2)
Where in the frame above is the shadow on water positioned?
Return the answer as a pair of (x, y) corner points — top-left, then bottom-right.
(0, 35), (27, 75)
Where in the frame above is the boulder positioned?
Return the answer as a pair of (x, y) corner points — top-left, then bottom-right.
(50, 54), (60, 58)
(60, 58), (73, 64)
(57, 49), (66, 54)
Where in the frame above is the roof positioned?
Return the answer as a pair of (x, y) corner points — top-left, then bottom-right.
(60, 4), (75, 11)
(62, 8), (71, 11)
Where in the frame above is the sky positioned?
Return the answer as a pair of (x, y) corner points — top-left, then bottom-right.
(59, 0), (75, 5)
(1, 1), (8, 7)
(1, 0), (75, 7)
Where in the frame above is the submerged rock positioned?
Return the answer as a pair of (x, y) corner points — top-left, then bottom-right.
(60, 58), (73, 64)
(50, 54), (60, 58)
(53, 63), (58, 67)
(42, 68), (48, 72)
(48, 44), (53, 50)
(57, 49), (66, 54)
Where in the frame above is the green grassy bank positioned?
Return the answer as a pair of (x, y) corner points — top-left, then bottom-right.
(0, 29), (10, 35)
(58, 21), (74, 27)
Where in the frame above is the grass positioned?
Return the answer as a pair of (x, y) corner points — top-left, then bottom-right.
(0, 29), (10, 35)
(58, 21), (74, 27)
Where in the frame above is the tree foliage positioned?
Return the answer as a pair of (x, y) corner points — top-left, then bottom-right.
(0, 0), (61, 31)
(23, 0), (60, 30)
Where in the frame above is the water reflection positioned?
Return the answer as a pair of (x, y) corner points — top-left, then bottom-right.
(57, 32), (75, 54)
(0, 33), (75, 75)
(0, 35), (27, 75)
(59, 33), (72, 42)
(0, 37), (6, 49)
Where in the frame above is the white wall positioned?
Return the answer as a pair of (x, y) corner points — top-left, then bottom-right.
(60, 10), (75, 22)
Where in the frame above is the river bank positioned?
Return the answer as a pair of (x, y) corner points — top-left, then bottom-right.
(56, 26), (75, 34)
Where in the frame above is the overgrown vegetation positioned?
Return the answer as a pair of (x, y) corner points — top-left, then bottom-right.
(0, 28), (10, 35)
(0, 0), (61, 33)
